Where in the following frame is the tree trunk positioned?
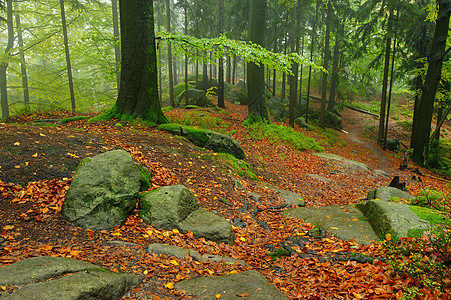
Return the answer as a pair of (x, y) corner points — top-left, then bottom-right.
(15, 12), (30, 111)
(247, 0), (269, 122)
(157, 0), (162, 105)
(218, 0), (225, 108)
(412, 0), (451, 165)
(384, 37), (397, 150)
(281, 33), (287, 99)
(226, 55), (231, 83)
(184, 0), (188, 106)
(112, 0), (121, 91)
(306, 0), (319, 123)
(173, 57), (178, 85)
(327, 33), (339, 112)
(166, 0), (174, 106)
(59, 0), (76, 112)
(320, 1), (331, 128)
(378, 11), (393, 140)
(195, 50), (199, 87)
(232, 53), (237, 85)
(289, 3), (298, 128)
(94, 0), (167, 124)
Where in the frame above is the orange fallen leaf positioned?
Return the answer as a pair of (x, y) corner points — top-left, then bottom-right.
(237, 292), (249, 297)
(3, 225), (14, 230)
(0, 286), (6, 291)
(164, 282), (174, 289)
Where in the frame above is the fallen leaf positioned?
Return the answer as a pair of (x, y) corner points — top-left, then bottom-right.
(14, 142), (20, 146)
(352, 218), (359, 221)
(32, 153), (38, 158)
(330, 227), (339, 230)
(40, 133), (46, 137)
(215, 294), (221, 299)
(170, 260), (179, 266)
(3, 225), (14, 230)
(237, 292), (249, 297)
(0, 286), (6, 291)
(164, 282), (174, 289)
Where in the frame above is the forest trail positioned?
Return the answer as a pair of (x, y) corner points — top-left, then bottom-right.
(0, 105), (449, 299)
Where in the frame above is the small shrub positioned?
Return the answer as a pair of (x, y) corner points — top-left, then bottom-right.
(410, 188), (450, 212)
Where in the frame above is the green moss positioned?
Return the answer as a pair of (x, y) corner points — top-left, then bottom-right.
(247, 123), (323, 152)
(158, 123), (210, 145)
(138, 192), (153, 219)
(242, 113), (270, 126)
(88, 104), (168, 126)
(138, 165), (154, 192)
(168, 111), (231, 133)
(161, 106), (174, 112)
(76, 157), (92, 173)
(266, 248), (292, 260)
(212, 153), (257, 180)
(58, 116), (90, 124)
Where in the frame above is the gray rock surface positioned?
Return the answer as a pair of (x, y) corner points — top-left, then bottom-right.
(294, 117), (311, 130)
(264, 185), (305, 207)
(224, 82), (248, 105)
(147, 243), (245, 264)
(176, 88), (215, 108)
(313, 153), (371, 170)
(356, 200), (430, 239)
(179, 208), (234, 245)
(282, 205), (378, 245)
(158, 124), (245, 159)
(62, 149), (141, 230)
(305, 173), (332, 183)
(175, 270), (288, 300)
(366, 186), (414, 202)
(139, 185), (199, 230)
(267, 97), (287, 122)
(0, 256), (140, 300)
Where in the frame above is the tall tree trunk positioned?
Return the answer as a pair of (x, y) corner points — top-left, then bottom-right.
(247, 0), (269, 122)
(60, 0), (76, 112)
(383, 36), (397, 150)
(157, 0), (162, 105)
(299, 35), (304, 104)
(218, 0), (225, 108)
(112, 0), (121, 91)
(281, 34), (287, 99)
(173, 57), (178, 85)
(320, 1), (331, 128)
(15, 12), (30, 111)
(289, 3), (298, 127)
(195, 50), (199, 87)
(226, 55), (231, 83)
(99, 0), (168, 124)
(184, 0), (188, 106)
(232, 53), (237, 85)
(412, 0), (451, 165)
(378, 10), (393, 140)
(166, 0), (174, 106)
(273, 25), (277, 96)
(327, 33), (340, 112)
(0, 0), (13, 119)
(306, 0), (319, 123)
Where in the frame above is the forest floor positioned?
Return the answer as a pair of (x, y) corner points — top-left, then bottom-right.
(0, 99), (450, 299)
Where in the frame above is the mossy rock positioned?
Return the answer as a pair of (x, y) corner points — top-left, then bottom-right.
(138, 165), (154, 192)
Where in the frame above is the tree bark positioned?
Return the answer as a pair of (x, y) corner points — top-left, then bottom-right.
(112, 0), (121, 91)
(306, 0), (319, 123)
(320, 1), (331, 128)
(327, 32), (339, 112)
(218, 0), (225, 108)
(184, 0), (188, 106)
(166, 0), (174, 106)
(59, 0), (76, 112)
(95, 0), (167, 124)
(15, 12), (30, 110)
(0, 0), (13, 119)
(412, 0), (451, 165)
(247, 0), (269, 122)
(289, 3), (298, 128)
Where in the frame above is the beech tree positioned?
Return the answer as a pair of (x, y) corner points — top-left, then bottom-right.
(0, 0), (13, 119)
(90, 0), (168, 125)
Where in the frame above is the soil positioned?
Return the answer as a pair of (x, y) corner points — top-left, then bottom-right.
(0, 104), (449, 299)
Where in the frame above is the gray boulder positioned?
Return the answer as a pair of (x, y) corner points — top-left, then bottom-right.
(235, 80), (247, 91)
(0, 256), (141, 300)
(356, 200), (429, 239)
(175, 270), (288, 300)
(158, 124), (245, 159)
(294, 117), (311, 130)
(139, 185), (199, 230)
(267, 96), (287, 122)
(381, 138), (400, 152)
(264, 185), (305, 207)
(62, 149), (141, 230)
(176, 88), (215, 108)
(366, 186), (414, 202)
(179, 208), (234, 245)
(224, 82), (248, 105)
(313, 153), (371, 171)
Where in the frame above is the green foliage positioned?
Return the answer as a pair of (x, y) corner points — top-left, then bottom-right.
(428, 140), (451, 177)
(242, 113), (269, 126)
(383, 224), (451, 294)
(247, 123), (324, 152)
(58, 116), (90, 124)
(211, 153), (257, 180)
(168, 111), (231, 134)
(138, 165), (154, 192)
(410, 188), (450, 212)
(161, 106), (174, 112)
(266, 248), (292, 261)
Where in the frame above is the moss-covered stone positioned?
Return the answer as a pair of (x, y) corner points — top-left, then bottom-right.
(58, 116), (90, 124)
(138, 165), (154, 192)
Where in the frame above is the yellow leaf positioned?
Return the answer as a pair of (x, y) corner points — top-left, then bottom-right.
(229, 270), (238, 274)
(176, 274), (185, 280)
(32, 153), (38, 158)
(143, 270), (149, 275)
(146, 230), (153, 236)
(330, 227), (339, 230)
(0, 286), (6, 291)
(353, 292), (363, 299)
(41, 207), (49, 214)
(172, 229), (179, 234)
(40, 133), (46, 137)
(206, 269), (214, 275)
(215, 294), (221, 299)
(112, 232), (122, 236)
(385, 233), (392, 241)
(70, 250), (80, 256)
(3, 225), (14, 230)
(163, 231), (170, 237)
(326, 215), (331, 219)
(14, 142), (20, 146)
(170, 260), (179, 266)
(239, 237), (246, 242)
(164, 282), (174, 289)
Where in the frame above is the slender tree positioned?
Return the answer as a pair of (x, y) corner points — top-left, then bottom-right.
(59, 0), (76, 112)
(166, 0), (174, 106)
(184, 0), (189, 106)
(15, 12), (30, 111)
(112, 0), (121, 90)
(289, 2), (298, 127)
(320, 1), (331, 128)
(0, 0), (13, 119)
(247, 0), (269, 122)
(412, 0), (451, 165)
(218, 0), (225, 108)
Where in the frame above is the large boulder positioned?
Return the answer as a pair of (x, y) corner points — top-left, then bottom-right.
(179, 208), (234, 245)
(175, 270), (289, 300)
(139, 185), (199, 230)
(294, 117), (311, 131)
(62, 149), (141, 230)
(366, 186), (414, 202)
(224, 82), (248, 105)
(176, 88), (215, 108)
(139, 185), (234, 244)
(267, 96), (287, 122)
(158, 123), (245, 159)
(235, 80), (247, 91)
(356, 200), (430, 239)
(313, 153), (370, 171)
(0, 256), (141, 299)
